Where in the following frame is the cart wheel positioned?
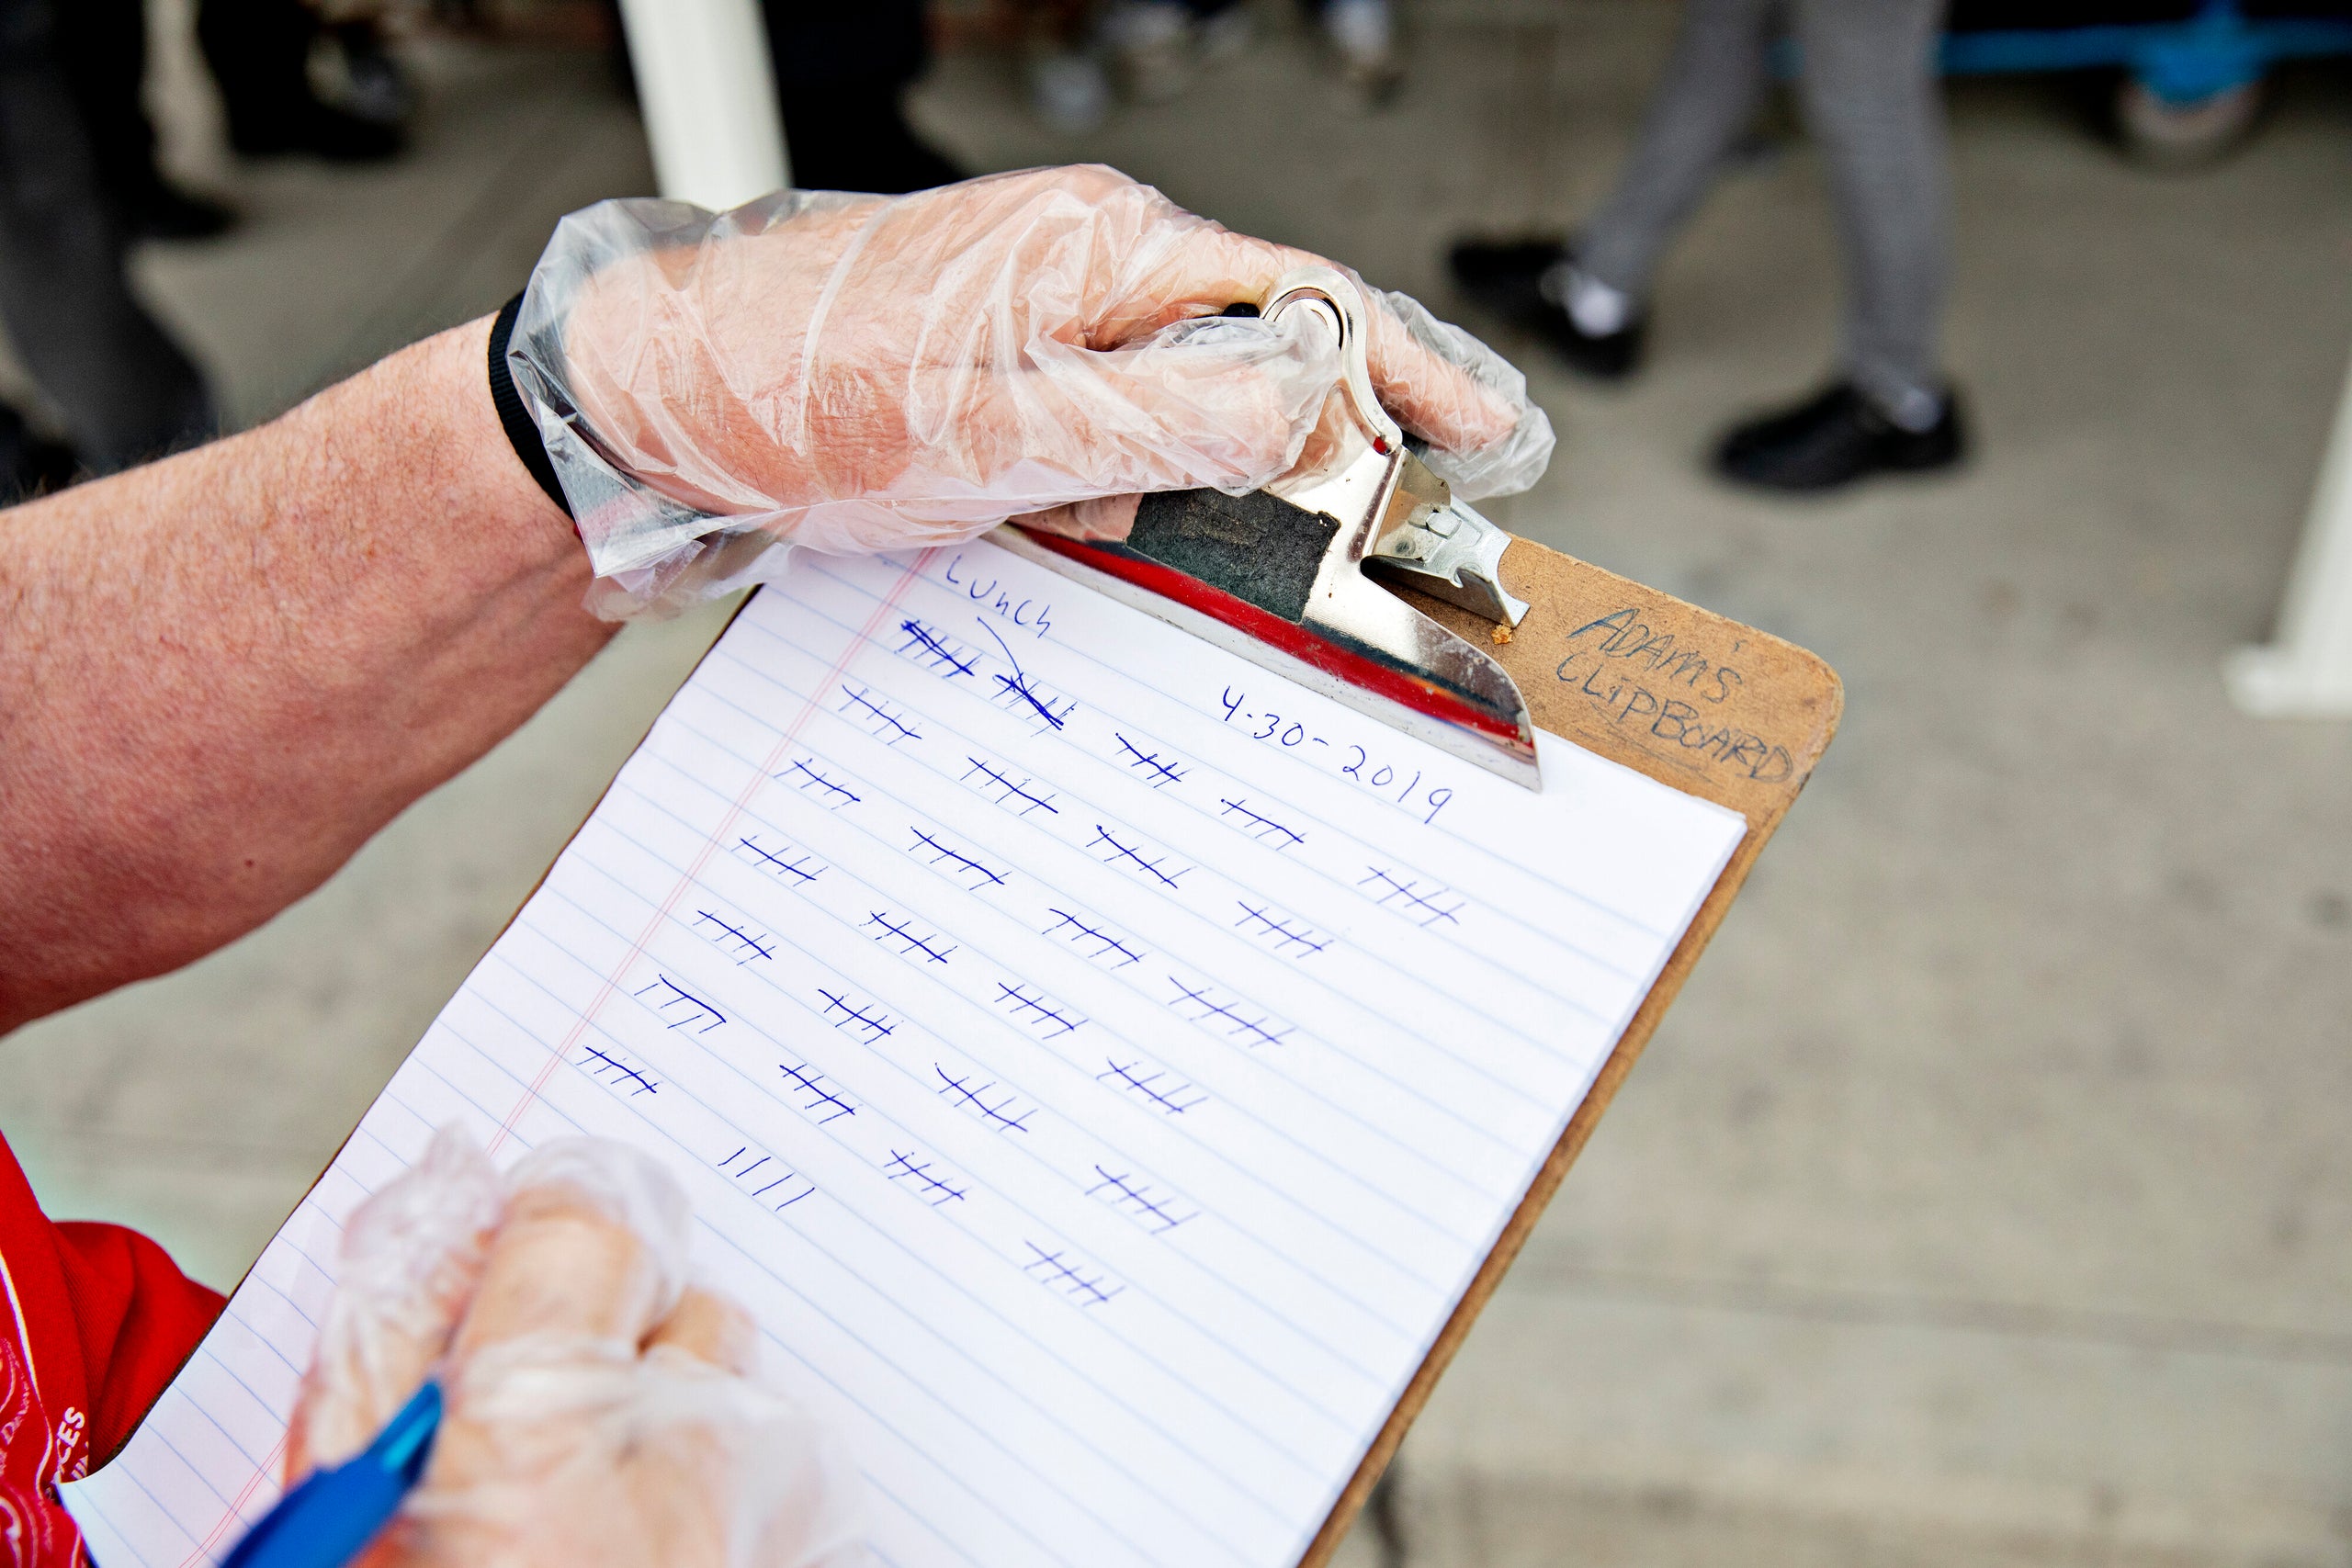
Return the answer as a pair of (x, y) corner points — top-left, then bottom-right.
(2114, 75), (2264, 166)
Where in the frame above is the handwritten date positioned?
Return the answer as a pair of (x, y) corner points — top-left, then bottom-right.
(1215, 688), (1456, 824)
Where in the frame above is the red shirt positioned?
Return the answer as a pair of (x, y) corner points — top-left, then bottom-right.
(0, 1132), (223, 1564)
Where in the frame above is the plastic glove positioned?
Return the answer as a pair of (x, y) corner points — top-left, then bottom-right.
(286, 1130), (864, 1568)
(506, 164), (1554, 615)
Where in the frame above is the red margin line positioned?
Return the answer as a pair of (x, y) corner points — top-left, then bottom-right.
(488, 552), (933, 1155)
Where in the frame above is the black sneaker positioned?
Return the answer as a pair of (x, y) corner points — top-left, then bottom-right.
(1446, 236), (1645, 380)
(1713, 381), (1967, 493)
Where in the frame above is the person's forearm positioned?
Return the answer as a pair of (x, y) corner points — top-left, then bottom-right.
(0, 316), (615, 1033)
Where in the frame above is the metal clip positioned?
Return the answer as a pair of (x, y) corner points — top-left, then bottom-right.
(1261, 266), (1527, 628)
(1261, 265), (1405, 455)
(999, 268), (1544, 788)
(1367, 481), (1530, 626)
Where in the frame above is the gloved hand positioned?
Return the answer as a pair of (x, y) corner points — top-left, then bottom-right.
(505, 164), (1554, 615)
(286, 1131), (863, 1568)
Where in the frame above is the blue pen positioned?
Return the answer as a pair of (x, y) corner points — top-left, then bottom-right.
(219, 1381), (442, 1568)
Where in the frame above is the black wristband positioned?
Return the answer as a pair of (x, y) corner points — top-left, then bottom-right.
(487, 290), (571, 518)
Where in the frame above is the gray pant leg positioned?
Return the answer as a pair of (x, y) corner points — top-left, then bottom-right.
(0, 0), (212, 473)
(1576, 0), (1779, 299)
(1791, 0), (1950, 417)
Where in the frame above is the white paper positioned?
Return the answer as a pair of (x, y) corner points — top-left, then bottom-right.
(63, 537), (1746, 1568)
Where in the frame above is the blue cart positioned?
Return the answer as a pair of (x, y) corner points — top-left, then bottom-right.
(1942, 0), (2352, 160)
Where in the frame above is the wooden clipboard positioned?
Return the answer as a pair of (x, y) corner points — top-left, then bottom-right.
(1299, 535), (1843, 1568)
(93, 529), (1838, 1562)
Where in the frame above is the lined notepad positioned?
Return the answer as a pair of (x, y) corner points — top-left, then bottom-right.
(62, 536), (1746, 1568)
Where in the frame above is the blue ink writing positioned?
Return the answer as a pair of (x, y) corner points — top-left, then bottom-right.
(717, 1145), (815, 1211)
(962, 756), (1058, 816)
(635, 976), (725, 1033)
(884, 1148), (968, 1204)
(1099, 1057), (1205, 1115)
(1113, 732), (1188, 788)
(735, 835), (823, 884)
(994, 981), (1084, 1038)
(580, 1045), (657, 1096)
(910, 828), (1009, 889)
(898, 617), (978, 677)
(1089, 824), (1189, 888)
(944, 552), (1053, 637)
(778, 758), (860, 807)
(816, 987), (895, 1042)
(1088, 1166), (1196, 1234)
(1042, 908), (1145, 969)
(933, 1064), (1035, 1133)
(693, 908), (775, 964)
(779, 1060), (859, 1123)
(1216, 685), (1458, 823)
(1358, 867), (1465, 927)
(1217, 797), (1304, 849)
(865, 909), (956, 964)
(838, 683), (921, 744)
(1166, 975), (1292, 1047)
(976, 619), (1070, 729)
(1234, 900), (1332, 955)
(1023, 1241), (1123, 1305)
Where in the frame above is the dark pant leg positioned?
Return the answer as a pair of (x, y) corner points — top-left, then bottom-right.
(53, 0), (159, 214)
(196, 0), (320, 151)
(1576, 0), (1780, 298)
(0, 0), (212, 471)
(1790, 0), (1950, 415)
(762, 0), (961, 195)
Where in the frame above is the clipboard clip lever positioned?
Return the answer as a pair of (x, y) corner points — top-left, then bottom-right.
(997, 266), (1542, 791)
(1258, 269), (1531, 629)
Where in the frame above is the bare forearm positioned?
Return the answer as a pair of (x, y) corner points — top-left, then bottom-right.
(0, 316), (615, 1032)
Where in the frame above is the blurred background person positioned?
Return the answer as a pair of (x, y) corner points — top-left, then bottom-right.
(53, 0), (233, 239)
(1025, 0), (1400, 134)
(761, 0), (964, 194)
(1450, 0), (1966, 493)
(0, 0), (417, 500)
(198, 0), (412, 161)
(0, 0), (215, 496)
(65, 0), (410, 197)
(1020, 0), (1115, 131)
(1107, 0), (1397, 99)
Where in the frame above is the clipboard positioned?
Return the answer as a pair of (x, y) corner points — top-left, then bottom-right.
(1298, 535), (1841, 1568)
(62, 524), (1838, 1568)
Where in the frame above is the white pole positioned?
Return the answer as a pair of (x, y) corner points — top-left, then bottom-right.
(612, 0), (790, 210)
(2226, 347), (2352, 716)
